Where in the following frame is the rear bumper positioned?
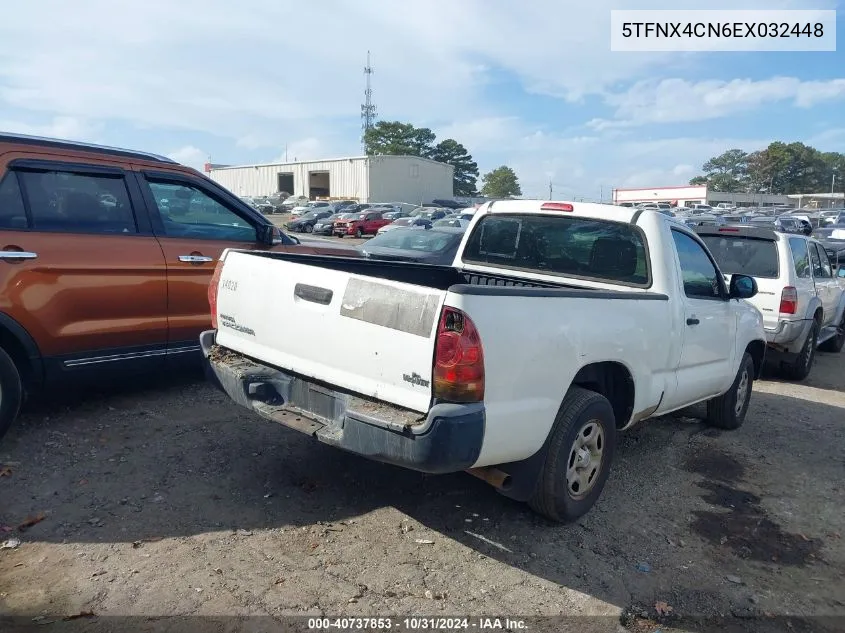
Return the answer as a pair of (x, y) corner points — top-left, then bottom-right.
(199, 330), (484, 474)
(764, 318), (812, 355)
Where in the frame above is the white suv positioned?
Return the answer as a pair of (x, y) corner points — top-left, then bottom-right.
(696, 225), (845, 380)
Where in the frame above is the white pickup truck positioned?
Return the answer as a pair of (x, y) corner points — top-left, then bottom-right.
(201, 200), (766, 522)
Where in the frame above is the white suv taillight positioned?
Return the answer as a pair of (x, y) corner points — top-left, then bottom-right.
(779, 286), (798, 315)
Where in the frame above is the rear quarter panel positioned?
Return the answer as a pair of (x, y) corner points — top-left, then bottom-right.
(449, 290), (674, 467)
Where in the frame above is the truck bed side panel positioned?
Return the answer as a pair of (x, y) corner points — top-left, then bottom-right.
(447, 291), (674, 466)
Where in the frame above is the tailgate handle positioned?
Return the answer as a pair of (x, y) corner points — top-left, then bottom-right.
(294, 283), (333, 305)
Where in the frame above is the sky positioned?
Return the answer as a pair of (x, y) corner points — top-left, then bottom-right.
(1, 0), (843, 201)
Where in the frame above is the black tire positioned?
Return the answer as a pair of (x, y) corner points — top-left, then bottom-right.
(780, 319), (819, 380)
(705, 352), (754, 430)
(0, 346), (23, 442)
(355, 227), (364, 238)
(304, 224), (313, 233)
(336, 234), (343, 239)
(819, 314), (845, 353)
(528, 386), (617, 522)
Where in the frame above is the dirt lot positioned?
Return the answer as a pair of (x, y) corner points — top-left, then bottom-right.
(1, 344), (844, 632)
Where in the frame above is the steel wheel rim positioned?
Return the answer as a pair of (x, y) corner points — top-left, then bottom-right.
(566, 419), (605, 499)
(734, 367), (750, 416)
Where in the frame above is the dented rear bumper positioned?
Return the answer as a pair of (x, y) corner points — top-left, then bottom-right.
(199, 330), (484, 474)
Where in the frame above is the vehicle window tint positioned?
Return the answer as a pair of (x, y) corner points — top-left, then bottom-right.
(809, 242), (827, 278)
(147, 180), (256, 242)
(788, 238), (811, 278)
(17, 170), (137, 234)
(462, 214), (650, 286)
(0, 172), (28, 229)
(699, 235), (779, 279)
(671, 230), (723, 299)
(814, 243), (832, 278)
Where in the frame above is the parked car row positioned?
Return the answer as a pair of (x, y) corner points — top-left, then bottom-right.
(284, 204), (476, 238)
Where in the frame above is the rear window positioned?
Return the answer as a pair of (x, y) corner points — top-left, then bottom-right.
(461, 214), (650, 286)
(699, 235), (779, 279)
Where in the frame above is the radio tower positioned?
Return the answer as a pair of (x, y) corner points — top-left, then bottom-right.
(361, 51), (376, 151)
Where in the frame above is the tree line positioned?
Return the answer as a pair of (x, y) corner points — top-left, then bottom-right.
(690, 142), (845, 195)
(363, 121), (522, 198)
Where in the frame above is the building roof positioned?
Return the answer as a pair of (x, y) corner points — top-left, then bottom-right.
(0, 132), (177, 164)
(209, 154), (454, 171)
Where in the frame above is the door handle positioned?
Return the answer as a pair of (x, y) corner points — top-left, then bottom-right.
(0, 251), (38, 260)
(178, 255), (214, 263)
(687, 317), (700, 326)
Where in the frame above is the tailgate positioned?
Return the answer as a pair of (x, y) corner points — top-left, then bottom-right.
(214, 251), (446, 413)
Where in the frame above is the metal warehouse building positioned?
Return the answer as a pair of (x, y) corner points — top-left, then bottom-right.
(206, 155), (454, 205)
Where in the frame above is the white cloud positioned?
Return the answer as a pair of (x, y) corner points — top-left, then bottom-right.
(1, 0), (829, 141)
(167, 145), (208, 170)
(0, 116), (97, 140)
(1, 0), (840, 200)
(440, 120), (775, 199)
(590, 77), (845, 129)
(270, 138), (327, 163)
(805, 128), (845, 150)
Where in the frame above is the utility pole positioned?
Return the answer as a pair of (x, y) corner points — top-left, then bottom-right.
(285, 144), (288, 162)
(600, 185), (603, 203)
(549, 178), (553, 200)
(832, 173), (836, 195)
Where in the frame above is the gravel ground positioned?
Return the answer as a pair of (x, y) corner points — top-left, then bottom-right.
(1, 345), (844, 632)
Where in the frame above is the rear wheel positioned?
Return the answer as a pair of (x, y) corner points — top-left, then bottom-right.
(0, 346), (23, 441)
(780, 319), (819, 380)
(304, 224), (313, 233)
(706, 352), (754, 429)
(819, 314), (845, 353)
(528, 386), (616, 522)
(355, 227), (364, 238)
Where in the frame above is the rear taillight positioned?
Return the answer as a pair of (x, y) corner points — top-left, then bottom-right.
(433, 307), (484, 403)
(208, 257), (225, 329)
(779, 286), (797, 314)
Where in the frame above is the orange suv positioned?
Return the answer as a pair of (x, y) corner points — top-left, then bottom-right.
(0, 133), (352, 440)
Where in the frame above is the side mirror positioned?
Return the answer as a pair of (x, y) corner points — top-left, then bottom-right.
(260, 224), (290, 246)
(729, 274), (758, 299)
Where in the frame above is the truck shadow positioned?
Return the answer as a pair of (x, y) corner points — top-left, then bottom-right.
(2, 357), (844, 626)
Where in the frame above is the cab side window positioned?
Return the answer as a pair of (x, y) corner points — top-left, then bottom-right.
(0, 172), (28, 229)
(671, 230), (724, 299)
(15, 170), (137, 234)
(146, 179), (257, 242)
